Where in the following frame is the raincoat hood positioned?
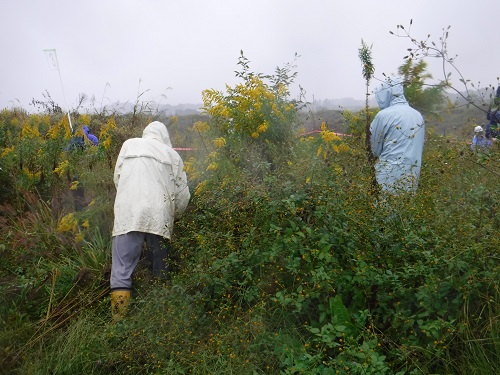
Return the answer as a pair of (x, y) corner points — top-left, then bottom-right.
(142, 121), (172, 148)
(82, 126), (99, 146)
(375, 77), (407, 110)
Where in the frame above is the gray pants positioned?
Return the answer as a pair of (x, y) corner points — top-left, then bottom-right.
(110, 232), (171, 290)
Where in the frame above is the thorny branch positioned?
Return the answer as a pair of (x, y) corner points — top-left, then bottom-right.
(390, 20), (498, 113)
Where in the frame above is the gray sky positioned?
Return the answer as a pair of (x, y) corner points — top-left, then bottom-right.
(1, 0), (498, 111)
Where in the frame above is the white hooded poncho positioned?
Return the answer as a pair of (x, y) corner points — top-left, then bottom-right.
(370, 78), (425, 194)
(112, 121), (190, 238)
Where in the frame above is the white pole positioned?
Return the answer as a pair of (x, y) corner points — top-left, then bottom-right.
(67, 113), (73, 131)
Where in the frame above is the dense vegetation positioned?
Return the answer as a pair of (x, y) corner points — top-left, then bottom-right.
(0, 54), (499, 375)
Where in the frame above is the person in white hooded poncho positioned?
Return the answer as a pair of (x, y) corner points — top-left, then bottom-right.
(110, 121), (190, 322)
(370, 78), (425, 194)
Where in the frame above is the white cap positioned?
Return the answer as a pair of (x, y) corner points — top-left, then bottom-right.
(474, 126), (484, 133)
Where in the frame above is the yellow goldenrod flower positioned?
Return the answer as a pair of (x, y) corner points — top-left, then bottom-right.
(193, 121), (210, 133)
(206, 162), (218, 171)
(53, 160), (69, 176)
(333, 165), (343, 175)
(47, 120), (65, 140)
(80, 114), (91, 125)
(183, 160), (195, 174)
(98, 117), (117, 150)
(338, 143), (350, 153)
(22, 167), (41, 180)
(102, 138), (112, 149)
(316, 145), (323, 157)
(70, 180), (80, 190)
(21, 121), (40, 138)
(194, 180), (207, 196)
(322, 131), (341, 143)
(1, 145), (15, 157)
(213, 137), (226, 148)
(57, 213), (78, 233)
(207, 151), (218, 160)
(257, 123), (268, 133)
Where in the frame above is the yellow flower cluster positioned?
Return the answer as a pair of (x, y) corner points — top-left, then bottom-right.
(53, 160), (69, 176)
(47, 117), (71, 140)
(1, 145), (15, 157)
(206, 163), (218, 171)
(193, 121), (210, 133)
(213, 137), (226, 148)
(316, 122), (350, 160)
(183, 158), (196, 175)
(337, 143), (350, 153)
(317, 145), (326, 159)
(320, 122), (341, 143)
(194, 180), (208, 196)
(21, 120), (40, 139)
(321, 131), (341, 143)
(202, 75), (289, 140)
(99, 116), (117, 149)
(10, 117), (19, 127)
(22, 166), (41, 181)
(80, 114), (91, 125)
(257, 122), (269, 134)
(57, 212), (86, 243)
(82, 219), (90, 229)
(57, 213), (78, 233)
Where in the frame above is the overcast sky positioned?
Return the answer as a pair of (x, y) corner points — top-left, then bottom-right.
(1, 0), (498, 111)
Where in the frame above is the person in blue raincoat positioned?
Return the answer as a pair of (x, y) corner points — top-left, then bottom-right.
(486, 86), (500, 140)
(83, 126), (99, 146)
(65, 125), (99, 150)
(64, 125), (99, 210)
(370, 77), (425, 194)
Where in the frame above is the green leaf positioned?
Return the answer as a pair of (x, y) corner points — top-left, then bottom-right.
(330, 295), (351, 325)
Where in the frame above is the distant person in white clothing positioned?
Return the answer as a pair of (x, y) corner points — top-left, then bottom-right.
(470, 125), (491, 151)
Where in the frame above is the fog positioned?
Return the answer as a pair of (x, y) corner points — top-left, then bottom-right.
(1, 0), (498, 111)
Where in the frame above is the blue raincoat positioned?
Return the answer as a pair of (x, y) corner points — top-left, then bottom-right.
(486, 87), (500, 139)
(83, 126), (99, 146)
(370, 78), (425, 194)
